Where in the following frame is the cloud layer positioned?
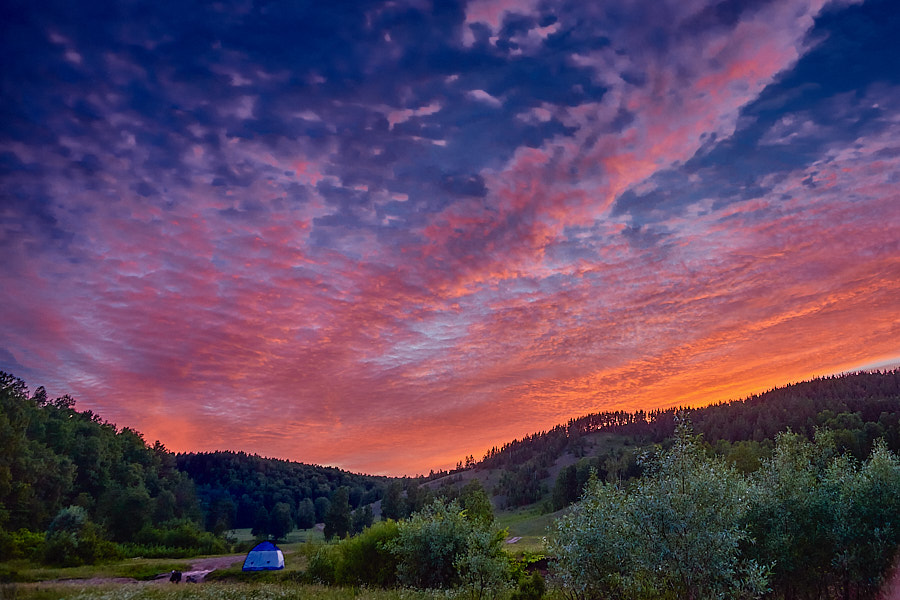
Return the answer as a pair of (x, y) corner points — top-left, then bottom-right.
(2, 0), (898, 474)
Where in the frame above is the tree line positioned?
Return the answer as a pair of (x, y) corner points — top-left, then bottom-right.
(176, 450), (387, 537)
(0, 371), (388, 564)
(549, 421), (900, 600)
(478, 370), (900, 508)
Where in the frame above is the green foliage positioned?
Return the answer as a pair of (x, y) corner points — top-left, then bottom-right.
(454, 527), (510, 600)
(745, 430), (900, 599)
(380, 480), (404, 521)
(323, 487), (351, 541)
(552, 423), (900, 600)
(745, 432), (831, 597)
(98, 486), (153, 541)
(252, 506), (270, 538)
(549, 424), (769, 600)
(296, 498), (316, 530)
(0, 528), (44, 561)
(332, 520), (401, 587)
(305, 544), (339, 586)
(510, 571), (545, 600)
(129, 519), (228, 556)
(350, 504), (374, 535)
(43, 506), (118, 567)
(177, 450), (387, 530)
(269, 502), (293, 541)
(459, 480), (494, 528)
(0, 372), (202, 545)
(390, 499), (510, 592)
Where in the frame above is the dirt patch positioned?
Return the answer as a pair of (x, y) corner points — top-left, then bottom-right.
(158, 554), (245, 584)
(177, 554), (244, 582)
(25, 554), (246, 587)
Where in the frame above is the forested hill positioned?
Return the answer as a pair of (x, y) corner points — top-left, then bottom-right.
(5, 368), (900, 540)
(468, 370), (900, 507)
(0, 370), (389, 549)
(176, 451), (388, 531)
(0, 372), (200, 540)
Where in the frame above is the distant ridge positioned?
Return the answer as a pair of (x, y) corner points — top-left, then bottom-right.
(445, 370), (900, 508)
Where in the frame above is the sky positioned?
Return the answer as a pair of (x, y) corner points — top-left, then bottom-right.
(1, 0), (898, 476)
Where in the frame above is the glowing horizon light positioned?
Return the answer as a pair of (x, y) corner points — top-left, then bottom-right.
(2, 0), (899, 475)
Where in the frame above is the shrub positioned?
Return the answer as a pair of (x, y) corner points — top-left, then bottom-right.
(305, 544), (339, 585)
(0, 528), (44, 561)
(129, 518), (228, 556)
(391, 499), (510, 592)
(43, 506), (118, 566)
(511, 572), (546, 600)
(548, 424), (768, 600)
(334, 519), (400, 587)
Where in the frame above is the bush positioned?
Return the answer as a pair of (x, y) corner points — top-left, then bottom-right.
(128, 519), (228, 556)
(334, 520), (400, 587)
(0, 528), (44, 561)
(303, 520), (401, 587)
(391, 499), (510, 592)
(511, 572), (545, 600)
(305, 544), (339, 585)
(42, 506), (118, 567)
(548, 424), (768, 600)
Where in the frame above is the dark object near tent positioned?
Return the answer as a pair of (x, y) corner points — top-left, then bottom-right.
(242, 541), (285, 571)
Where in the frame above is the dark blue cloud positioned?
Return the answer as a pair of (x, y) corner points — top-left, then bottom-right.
(613, 0), (900, 226)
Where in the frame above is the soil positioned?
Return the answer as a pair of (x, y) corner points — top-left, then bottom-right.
(28, 554), (245, 587)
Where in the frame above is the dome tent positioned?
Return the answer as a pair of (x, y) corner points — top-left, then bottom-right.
(242, 541), (285, 571)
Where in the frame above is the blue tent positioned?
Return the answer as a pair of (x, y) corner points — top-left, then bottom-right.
(242, 541), (285, 571)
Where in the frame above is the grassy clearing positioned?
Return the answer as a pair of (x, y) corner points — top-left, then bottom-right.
(228, 528), (324, 545)
(205, 549), (308, 583)
(0, 557), (192, 584)
(1, 582), (520, 600)
(496, 506), (560, 554)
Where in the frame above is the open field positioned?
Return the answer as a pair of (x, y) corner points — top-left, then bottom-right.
(0, 557), (194, 585)
(497, 506), (562, 555)
(0, 582), (502, 600)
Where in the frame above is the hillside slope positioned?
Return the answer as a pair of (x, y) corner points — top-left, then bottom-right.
(436, 370), (900, 510)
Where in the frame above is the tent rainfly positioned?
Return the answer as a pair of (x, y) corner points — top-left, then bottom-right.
(242, 541), (285, 571)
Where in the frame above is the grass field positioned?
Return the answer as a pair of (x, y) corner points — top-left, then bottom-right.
(0, 515), (556, 598)
(226, 527), (324, 545)
(0, 557), (193, 584)
(497, 506), (561, 555)
(1, 582), (500, 600)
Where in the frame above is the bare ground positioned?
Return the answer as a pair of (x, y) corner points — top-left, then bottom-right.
(27, 554), (245, 587)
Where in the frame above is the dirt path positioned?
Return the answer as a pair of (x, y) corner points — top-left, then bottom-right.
(155, 554), (245, 583)
(25, 554), (246, 588)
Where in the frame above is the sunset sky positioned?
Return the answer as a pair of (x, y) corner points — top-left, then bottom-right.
(2, 0), (898, 475)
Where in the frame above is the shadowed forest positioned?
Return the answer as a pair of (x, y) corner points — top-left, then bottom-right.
(3, 369), (900, 599)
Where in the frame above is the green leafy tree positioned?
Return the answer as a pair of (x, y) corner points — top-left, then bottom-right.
(351, 504), (374, 535)
(296, 497), (316, 529)
(381, 480), (405, 520)
(332, 519), (401, 587)
(324, 486), (352, 540)
(251, 505), (270, 538)
(43, 505), (116, 566)
(269, 501), (293, 541)
(456, 526), (510, 600)
(460, 479), (494, 527)
(391, 498), (509, 591)
(746, 432), (831, 598)
(314, 496), (330, 523)
(547, 474), (632, 600)
(98, 485), (152, 541)
(822, 440), (900, 600)
(626, 427), (767, 600)
(549, 424), (768, 600)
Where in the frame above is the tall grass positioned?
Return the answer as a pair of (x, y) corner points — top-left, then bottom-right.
(3, 582), (507, 600)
